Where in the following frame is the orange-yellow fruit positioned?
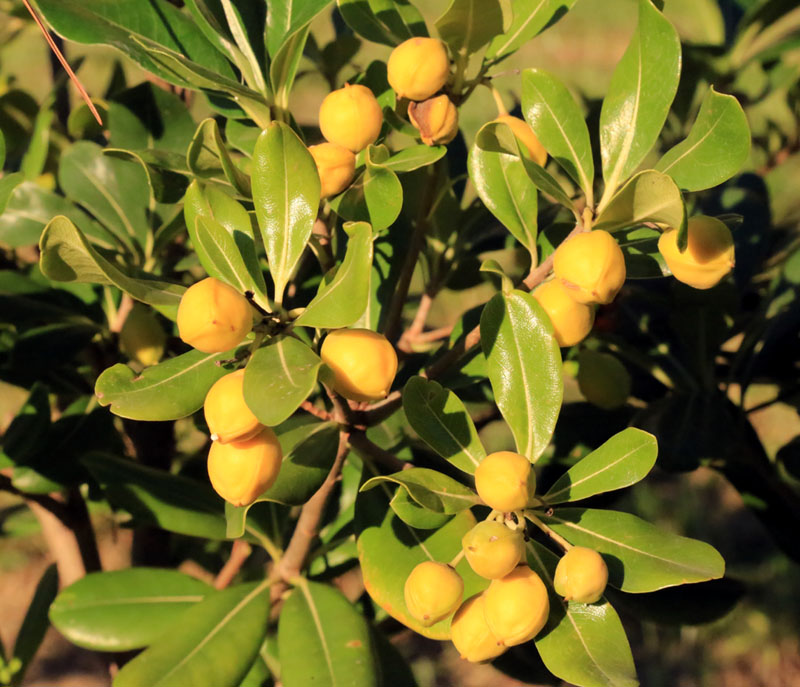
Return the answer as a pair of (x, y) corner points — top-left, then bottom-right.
(207, 427), (283, 506)
(553, 230), (626, 305)
(387, 37), (450, 101)
(320, 328), (397, 402)
(119, 304), (166, 367)
(308, 142), (356, 198)
(533, 280), (595, 347)
(408, 95), (459, 146)
(462, 521), (525, 579)
(484, 566), (550, 646)
(204, 369), (262, 444)
(177, 277), (252, 353)
(553, 546), (608, 604)
(495, 115), (547, 167)
(474, 451), (536, 513)
(577, 350), (631, 410)
(658, 215), (735, 290)
(319, 84), (383, 153)
(450, 593), (507, 663)
(404, 561), (463, 627)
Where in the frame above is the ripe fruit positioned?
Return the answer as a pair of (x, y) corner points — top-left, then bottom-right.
(553, 230), (626, 305)
(308, 142), (356, 198)
(533, 279), (595, 347)
(320, 328), (397, 402)
(553, 546), (608, 604)
(450, 593), (506, 663)
(408, 95), (459, 146)
(318, 84), (383, 153)
(462, 521), (525, 579)
(119, 304), (166, 367)
(577, 349), (631, 410)
(484, 566), (550, 646)
(658, 215), (735, 290)
(387, 37), (450, 101)
(177, 277), (252, 353)
(207, 427), (283, 506)
(204, 369), (263, 444)
(404, 561), (463, 627)
(495, 115), (547, 166)
(474, 451), (536, 513)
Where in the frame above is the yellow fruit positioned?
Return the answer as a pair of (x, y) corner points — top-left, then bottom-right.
(577, 350), (631, 410)
(658, 215), (735, 290)
(495, 115), (547, 167)
(320, 328), (397, 402)
(387, 37), (450, 101)
(553, 230), (626, 305)
(408, 95), (459, 146)
(462, 521), (525, 579)
(404, 561), (463, 627)
(119, 304), (166, 367)
(177, 278), (252, 353)
(319, 84), (383, 153)
(207, 427), (283, 506)
(553, 546), (608, 604)
(308, 142), (356, 198)
(450, 593), (507, 663)
(474, 451), (536, 513)
(204, 369), (263, 444)
(484, 566), (550, 646)
(533, 280), (595, 347)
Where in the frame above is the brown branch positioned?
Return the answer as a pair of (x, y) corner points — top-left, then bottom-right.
(324, 384), (358, 427)
(214, 540), (252, 589)
(348, 431), (406, 473)
(110, 294), (134, 334)
(300, 400), (333, 422)
(397, 293), (434, 352)
(413, 325), (454, 344)
(27, 501), (87, 587)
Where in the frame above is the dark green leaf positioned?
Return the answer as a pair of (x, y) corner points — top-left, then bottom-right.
(266, 0), (332, 57)
(1, 382), (50, 465)
(362, 467), (479, 513)
(12, 564), (58, 686)
(487, 0), (578, 58)
(436, 0), (507, 54)
(103, 149), (190, 204)
(20, 104), (54, 181)
(594, 170), (686, 233)
(337, 0), (427, 46)
(389, 488), (453, 529)
(187, 118), (251, 196)
(382, 145), (447, 173)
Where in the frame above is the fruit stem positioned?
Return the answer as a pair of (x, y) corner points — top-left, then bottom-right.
(448, 549), (465, 567)
(523, 510), (573, 551)
(489, 85), (508, 117)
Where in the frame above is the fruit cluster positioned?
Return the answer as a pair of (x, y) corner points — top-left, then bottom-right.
(403, 450), (608, 662)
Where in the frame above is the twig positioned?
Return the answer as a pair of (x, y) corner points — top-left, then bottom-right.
(524, 510), (573, 552)
(300, 400), (333, 422)
(382, 219), (429, 344)
(397, 293), (434, 353)
(214, 540), (252, 589)
(324, 384), (358, 426)
(109, 294), (134, 334)
(347, 431), (406, 473)
(413, 325), (454, 343)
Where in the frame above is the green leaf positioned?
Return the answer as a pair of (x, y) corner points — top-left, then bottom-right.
(114, 581), (270, 687)
(252, 122), (320, 304)
(599, 0), (681, 201)
(39, 216), (185, 318)
(187, 119), (252, 196)
(12, 564), (58, 686)
(95, 349), (236, 421)
(20, 104), (54, 181)
(527, 542), (638, 687)
(487, 0), (578, 58)
(49, 569), (211, 652)
(480, 290), (563, 461)
(243, 337), (322, 427)
(278, 578), (378, 687)
(594, 170), (686, 233)
(390, 488), (453, 530)
(269, 25), (311, 108)
(620, 234), (669, 279)
(436, 0), (508, 55)
(1, 382), (51, 466)
(655, 88), (750, 192)
(521, 68), (594, 198)
(402, 377), (486, 474)
(544, 428), (657, 504)
(103, 149), (190, 205)
(266, 0), (332, 57)
(541, 508), (725, 592)
(82, 452), (229, 541)
(295, 222), (374, 329)
(382, 145), (447, 173)
(337, 0), (427, 46)
(0, 127), (5, 168)
(362, 467), (479, 513)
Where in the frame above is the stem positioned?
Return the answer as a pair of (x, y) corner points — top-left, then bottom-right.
(451, 48), (469, 97)
(397, 293), (434, 352)
(524, 510), (573, 552)
(448, 549), (465, 568)
(348, 431), (406, 473)
(300, 400), (333, 422)
(490, 85), (508, 117)
(214, 540), (252, 589)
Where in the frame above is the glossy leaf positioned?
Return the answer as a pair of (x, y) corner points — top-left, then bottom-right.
(20, 104), (54, 181)
(270, 25), (310, 107)
(12, 564), (58, 685)
(544, 428), (657, 504)
(541, 508), (726, 592)
(295, 222), (374, 329)
(243, 337), (322, 427)
(95, 349), (236, 421)
(187, 118), (251, 196)
(402, 377), (486, 474)
(252, 122), (320, 304)
(655, 87), (750, 192)
(279, 578), (377, 687)
(103, 149), (190, 205)
(527, 542), (638, 687)
(114, 581), (270, 687)
(50, 569), (211, 652)
(487, 0), (577, 57)
(382, 145), (447, 173)
(362, 467), (479, 514)
(390, 488), (453, 530)
(599, 0), (681, 200)
(337, 0), (427, 46)
(521, 68), (594, 197)
(436, 0), (507, 55)
(594, 170), (685, 233)
(480, 290), (563, 461)
(266, 0), (332, 57)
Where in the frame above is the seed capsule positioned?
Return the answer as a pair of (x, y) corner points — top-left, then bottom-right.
(553, 546), (608, 604)
(319, 84), (383, 153)
(320, 328), (397, 402)
(658, 215), (735, 290)
(495, 115), (547, 166)
(204, 369), (263, 444)
(308, 142), (356, 198)
(404, 561), (463, 627)
(533, 279), (595, 347)
(387, 37), (450, 101)
(177, 277), (252, 353)
(462, 521), (525, 579)
(408, 95), (459, 146)
(119, 304), (166, 367)
(553, 230), (626, 305)
(484, 566), (550, 646)
(450, 593), (507, 663)
(474, 451), (536, 513)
